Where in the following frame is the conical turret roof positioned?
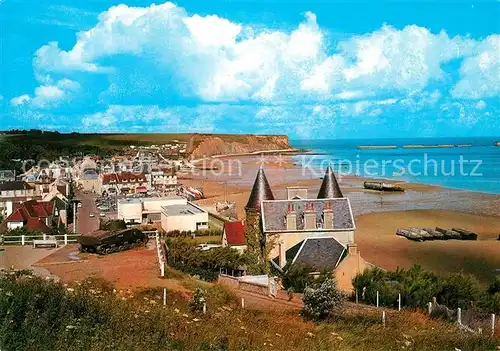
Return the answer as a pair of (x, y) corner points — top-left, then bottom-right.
(317, 166), (343, 198)
(245, 166), (274, 211)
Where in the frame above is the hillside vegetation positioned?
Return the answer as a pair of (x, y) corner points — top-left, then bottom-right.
(0, 130), (292, 170)
(1, 269), (497, 351)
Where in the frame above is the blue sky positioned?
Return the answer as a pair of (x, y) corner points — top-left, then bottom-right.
(0, 0), (499, 139)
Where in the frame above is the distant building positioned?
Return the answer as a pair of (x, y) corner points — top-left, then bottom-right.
(0, 181), (37, 217)
(117, 195), (185, 224)
(148, 169), (177, 190)
(221, 221), (246, 253)
(100, 172), (148, 196)
(160, 202), (209, 232)
(0, 170), (16, 183)
(79, 169), (100, 193)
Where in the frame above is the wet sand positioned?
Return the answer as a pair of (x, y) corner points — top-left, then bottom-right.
(183, 154), (500, 280)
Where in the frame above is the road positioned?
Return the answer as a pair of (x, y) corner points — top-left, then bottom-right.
(75, 191), (99, 234)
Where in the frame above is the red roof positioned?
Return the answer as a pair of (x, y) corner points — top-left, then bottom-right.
(101, 172), (147, 184)
(6, 200), (54, 223)
(223, 221), (246, 246)
(25, 218), (51, 233)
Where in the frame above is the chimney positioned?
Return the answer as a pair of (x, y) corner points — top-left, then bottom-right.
(303, 203), (317, 230)
(348, 243), (358, 256)
(286, 203), (297, 230)
(323, 201), (334, 230)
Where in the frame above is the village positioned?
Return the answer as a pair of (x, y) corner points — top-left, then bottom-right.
(0, 137), (369, 293)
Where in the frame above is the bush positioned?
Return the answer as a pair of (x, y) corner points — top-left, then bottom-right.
(189, 288), (207, 313)
(165, 239), (246, 281)
(0, 269), (173, 350)
(281, 265), (332, 293)
(437, 273), (482, 309)
(302, 278), (344, 321)
(353, 266), (499, 314)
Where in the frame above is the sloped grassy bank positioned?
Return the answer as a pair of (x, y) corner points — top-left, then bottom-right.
(0, 269), (497, 351)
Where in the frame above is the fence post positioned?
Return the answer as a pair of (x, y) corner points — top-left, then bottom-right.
(398, 293), (401, 311)
(428, 302), (432, 315)
(241, 298), (245, 309)
(457, 308), (462, 326)
(382, 311), (386, 327)
(163, 288), (167, 306)
(21, 235), (25, 246)
(376, 291), (379, 308)
(203, 303), (206, 314)
(43, 234), (47, 240)
(355, 289), (358, 304)
(492, 314), (496, 337)
(64, 234), (68, 245)
(160, 262), (165, 278)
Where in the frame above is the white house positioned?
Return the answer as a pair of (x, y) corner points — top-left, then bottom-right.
(117, 195), (186, 224)
(160, 202), (209, 232)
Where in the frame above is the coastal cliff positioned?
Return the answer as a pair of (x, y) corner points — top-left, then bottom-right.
(188, 134), (292, 158)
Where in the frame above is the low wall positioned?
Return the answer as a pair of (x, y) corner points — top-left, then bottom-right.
(217, 274), (270, 296)
(217, 274), (240, 289)
(239, 281), (269, 296)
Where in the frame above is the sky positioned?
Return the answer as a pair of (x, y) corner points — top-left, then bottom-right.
(0, 0), (499, 139)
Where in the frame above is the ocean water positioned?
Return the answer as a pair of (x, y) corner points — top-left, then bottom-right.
(291, 137), (500, 194)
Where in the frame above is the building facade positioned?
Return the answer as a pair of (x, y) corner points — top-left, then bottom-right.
(117, 195), (186, 224)
(160, 202), (209, 232)
(243, 166), (369, 291)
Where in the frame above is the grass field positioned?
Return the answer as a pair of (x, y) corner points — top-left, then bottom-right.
(2, 269), (498, 350)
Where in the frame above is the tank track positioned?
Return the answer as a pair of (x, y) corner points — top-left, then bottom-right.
(79, 237), (148, 255)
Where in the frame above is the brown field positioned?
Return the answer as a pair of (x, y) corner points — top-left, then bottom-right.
(356, 209), (500, 283)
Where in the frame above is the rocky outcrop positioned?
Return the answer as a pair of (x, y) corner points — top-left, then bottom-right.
(188, 134), (292, 159)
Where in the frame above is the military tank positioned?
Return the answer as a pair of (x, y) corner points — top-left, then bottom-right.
(77, 228), (148, 255)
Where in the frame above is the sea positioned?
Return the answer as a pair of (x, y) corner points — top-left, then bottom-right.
(291, 137), (500, 194)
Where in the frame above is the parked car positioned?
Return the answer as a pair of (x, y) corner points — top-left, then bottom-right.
(100, 213), (106, 217)
(77, 203), (82, 208)
(89, 213), (95, 218)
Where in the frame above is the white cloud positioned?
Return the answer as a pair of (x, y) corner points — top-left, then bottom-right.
(11, 95), (31, 106)
(475, 100), (487, 110)
(31, 2), (498, 105)
(451, 35), (500, 99)
(11, 78), (80, 108)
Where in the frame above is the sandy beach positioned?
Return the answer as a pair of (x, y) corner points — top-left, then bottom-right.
(183, 154), (500, 282)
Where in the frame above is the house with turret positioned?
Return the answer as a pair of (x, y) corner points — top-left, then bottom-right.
(244, 166), (372, 292)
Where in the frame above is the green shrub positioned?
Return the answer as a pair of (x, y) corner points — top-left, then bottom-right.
(0, 269), (174, 350)
(281, 265), (332, 293)
(189, 288), (207, 313)
(302, 278), (344, 321)
(437, 273), (482, 309)
(353, 265), (499, 314)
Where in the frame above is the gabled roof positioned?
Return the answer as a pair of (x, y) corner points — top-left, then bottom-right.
(25, 218), (51, 233)
(223, 221), (246, 246)
(290, 237), (346, 271)
(317, 166), (343, 199)
(5, 200), (55, 222)
(261, 198), (355, 232)
(101, 172), (147, 184)
(245, 167), (274, 212)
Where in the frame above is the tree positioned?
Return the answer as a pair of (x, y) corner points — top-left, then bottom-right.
(302, 278), (344, 321)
